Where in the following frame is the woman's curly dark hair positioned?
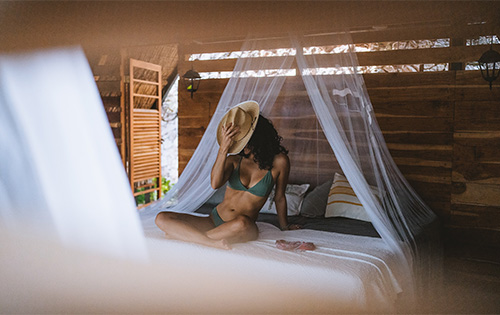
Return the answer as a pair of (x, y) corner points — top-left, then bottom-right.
(239, 115), (288, 170)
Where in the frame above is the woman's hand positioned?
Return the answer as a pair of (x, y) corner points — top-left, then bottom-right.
(220, 122), (240, 153)
(281, 223), (302, 231)
(211, 122), (239, 189)
(288, 224), (302, 230)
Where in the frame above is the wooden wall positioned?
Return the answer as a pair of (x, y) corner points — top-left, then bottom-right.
(178, 21), (500, 255)
(85, 48), (126, 163)
(85, 44), (178, 170)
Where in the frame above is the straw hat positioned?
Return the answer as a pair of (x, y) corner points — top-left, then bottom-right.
(216, 100), (260, 154)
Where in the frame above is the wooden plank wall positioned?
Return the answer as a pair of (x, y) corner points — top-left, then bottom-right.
(85, 49), (126, 164)
(178, 21), (500, 252)
(450, 71), (500, 255)
(365, 71), (455, 224)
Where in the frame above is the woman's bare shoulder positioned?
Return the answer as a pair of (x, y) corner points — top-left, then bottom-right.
(273, 153), (290, 169)
(226, 154), (240, 166)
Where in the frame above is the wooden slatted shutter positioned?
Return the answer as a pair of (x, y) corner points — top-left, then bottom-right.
(128, 58), (162, 207)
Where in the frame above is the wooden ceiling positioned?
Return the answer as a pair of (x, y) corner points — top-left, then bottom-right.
(1, 1), (499, 52)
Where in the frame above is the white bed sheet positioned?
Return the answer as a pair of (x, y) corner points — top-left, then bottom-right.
(144, 221), (405, 313)
(0, 222), (406, 314)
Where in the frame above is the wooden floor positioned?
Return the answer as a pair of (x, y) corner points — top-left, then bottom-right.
(431, 244), (500, 314)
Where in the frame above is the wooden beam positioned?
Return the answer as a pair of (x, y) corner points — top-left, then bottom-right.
(182, 21), (497, 54)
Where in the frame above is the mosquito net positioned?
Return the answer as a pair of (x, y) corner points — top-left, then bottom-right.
(139, 32), (441, 303)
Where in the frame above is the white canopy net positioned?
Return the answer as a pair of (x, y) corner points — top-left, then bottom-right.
(140, 33), (441, 302)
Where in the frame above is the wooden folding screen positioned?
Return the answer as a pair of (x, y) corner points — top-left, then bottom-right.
(128, 58), (162, 207)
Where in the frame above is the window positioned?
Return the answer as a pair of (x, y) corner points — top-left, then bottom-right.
(189, 38), (451, 77)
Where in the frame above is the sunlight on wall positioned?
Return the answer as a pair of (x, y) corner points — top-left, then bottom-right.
(189, 35), (500, 76)
(189, 38), (453, 77)
(200, 69), (296, 79)
(161, 77), (178, 184)
(465, 35), (500, 70)
(189, 38), (450, 61)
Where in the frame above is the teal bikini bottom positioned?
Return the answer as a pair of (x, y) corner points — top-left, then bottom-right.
(211, 207), (226, 227)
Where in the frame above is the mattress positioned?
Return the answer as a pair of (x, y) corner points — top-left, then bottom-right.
(0, 219), (405, 314)
(143, 220), (405, 313)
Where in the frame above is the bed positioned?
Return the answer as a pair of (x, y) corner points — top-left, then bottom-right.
(0, 222), (404, 314)
(0, 179), (412, 314)
(142, 220), (404, 313)
(137, 178), (409, 313)
(0, 178), (409, 314)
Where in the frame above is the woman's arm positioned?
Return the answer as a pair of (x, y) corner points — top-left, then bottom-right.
(211, 123), (239, 189)
(273, 154), (291, 230)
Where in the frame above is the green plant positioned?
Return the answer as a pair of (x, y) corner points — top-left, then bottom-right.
(135, 187), (146, 205)
(161, 177), (172, 195)
(134, 177), (173, 206)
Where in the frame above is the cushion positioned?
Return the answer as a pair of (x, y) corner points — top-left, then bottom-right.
(299, 179), (333, 218)
(261, 183), (310, 216)
(325, 173), (371, 222)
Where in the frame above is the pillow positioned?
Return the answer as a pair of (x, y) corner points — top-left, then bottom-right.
(300, 179), (333, 218)
(261, 183), (310, 216)
(325, 173), (371, 222)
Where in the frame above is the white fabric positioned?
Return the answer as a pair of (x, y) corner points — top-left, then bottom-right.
(0, 225), (404, 313)
(292, 34), (439, 303)
(140, 33), (439, 303)
(143, 222), (404, 312)
(261, 183), (310, 215)
(0, 48), (147, 261)
(326, 173), (371, 222)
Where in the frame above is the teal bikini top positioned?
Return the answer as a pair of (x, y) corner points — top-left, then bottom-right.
(227, 159), (274, 197)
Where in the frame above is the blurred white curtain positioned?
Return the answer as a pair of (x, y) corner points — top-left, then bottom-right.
(0, 47), (147, 261)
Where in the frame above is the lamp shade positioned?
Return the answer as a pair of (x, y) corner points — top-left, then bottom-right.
(478, 46), (500, 90)
(182, 69), (201, 98)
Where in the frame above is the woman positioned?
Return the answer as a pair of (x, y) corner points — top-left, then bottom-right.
(155, 101), (299, 250)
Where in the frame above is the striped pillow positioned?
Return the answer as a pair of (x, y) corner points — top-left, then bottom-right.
(325, 173), (371, 222)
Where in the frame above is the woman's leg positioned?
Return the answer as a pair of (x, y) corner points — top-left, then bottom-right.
(206, 215), (259, 244)
(155, 212), (231, 250)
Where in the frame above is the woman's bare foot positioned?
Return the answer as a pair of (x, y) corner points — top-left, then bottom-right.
(164, 233), (231, 250)
(211, 238), (231, 250)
